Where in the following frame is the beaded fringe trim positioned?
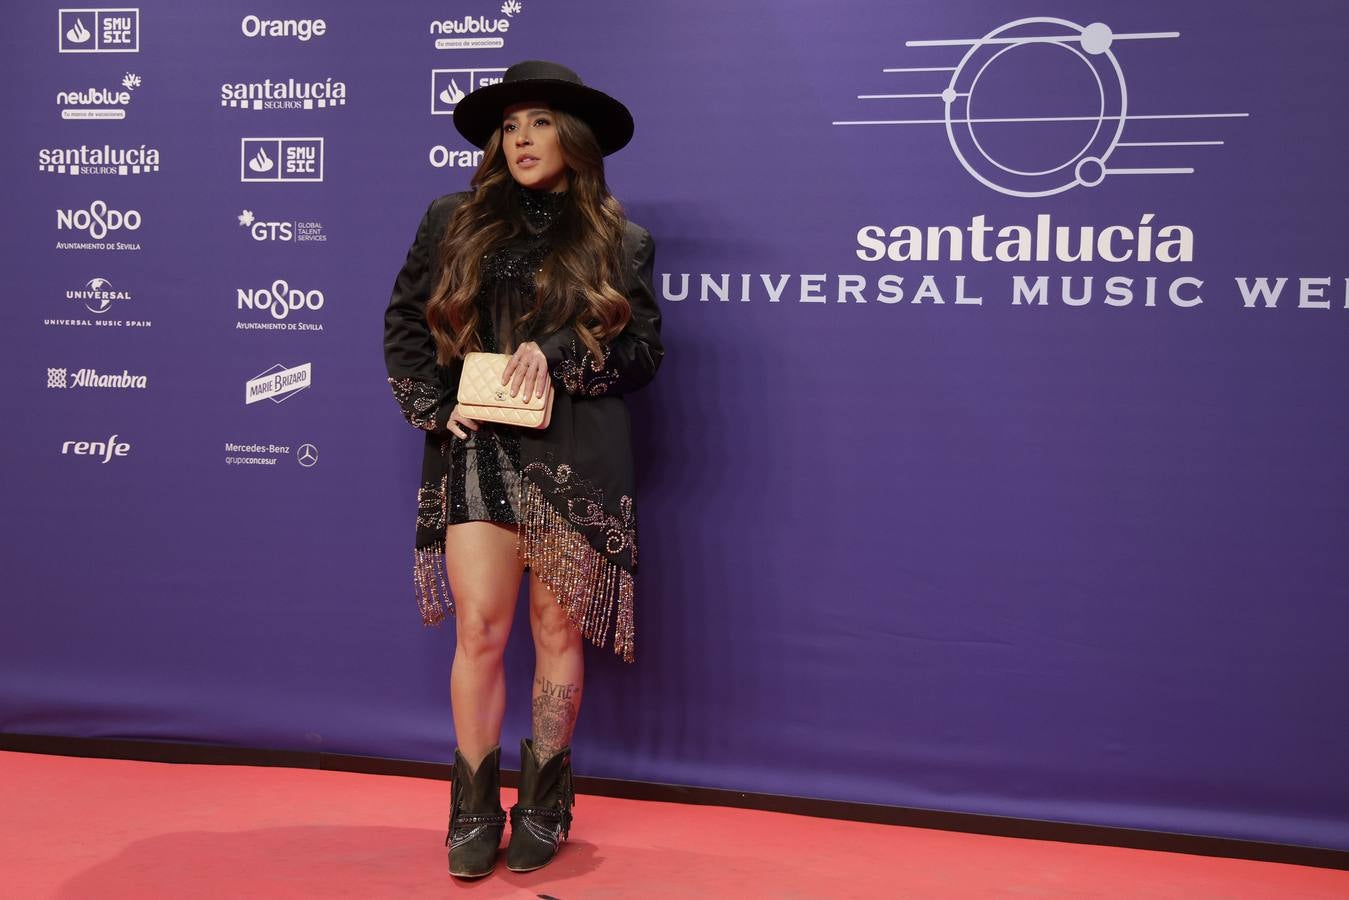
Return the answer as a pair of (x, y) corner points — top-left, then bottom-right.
(414, 545), (453, 626)
(519, 479), (636, 663)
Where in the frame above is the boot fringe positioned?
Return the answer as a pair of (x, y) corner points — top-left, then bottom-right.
(517, 479), (635, 663)
(414, 543), (453, 625)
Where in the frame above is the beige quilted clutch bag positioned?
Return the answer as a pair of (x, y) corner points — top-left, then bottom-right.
(456, 351), (554, 429)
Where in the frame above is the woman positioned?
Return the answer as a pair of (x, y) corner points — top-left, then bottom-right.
(382, 60), (663, 879)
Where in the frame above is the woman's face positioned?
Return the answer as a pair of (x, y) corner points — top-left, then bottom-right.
(502, 100), (569, 192)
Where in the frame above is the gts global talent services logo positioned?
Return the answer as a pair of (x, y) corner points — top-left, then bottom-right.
(431, 1), (523, 50)
(238, 209), (326, 243)
(432, 67), (504, 114)
(241, 138), (324, 182)
(59, 8), (139, 53)
(57, 72), (140, 120)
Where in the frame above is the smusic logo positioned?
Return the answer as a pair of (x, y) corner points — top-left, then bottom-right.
(59, 8), (139, 53)
(241, 137), (324, 183)
(431, 67), (504, 114)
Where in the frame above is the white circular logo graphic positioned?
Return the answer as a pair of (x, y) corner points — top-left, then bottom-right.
(296, 443), (318, 467)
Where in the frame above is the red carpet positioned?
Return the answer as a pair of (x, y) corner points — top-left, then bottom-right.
(3, 750), (1344, 898)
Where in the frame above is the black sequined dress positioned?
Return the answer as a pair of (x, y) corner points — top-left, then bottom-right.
(444, 182), (569, 527)
(384, 182), (663, 663)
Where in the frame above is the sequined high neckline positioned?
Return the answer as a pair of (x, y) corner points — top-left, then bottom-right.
(516, 181), (568, 232)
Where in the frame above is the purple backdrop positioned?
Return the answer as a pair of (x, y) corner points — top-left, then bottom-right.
(2, 0), (1346, 852)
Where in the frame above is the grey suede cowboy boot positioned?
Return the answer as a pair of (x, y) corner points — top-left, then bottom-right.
(446, 744), (507, 879)
(506, 738), (576, 872)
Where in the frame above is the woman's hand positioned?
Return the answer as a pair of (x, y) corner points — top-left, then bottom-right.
(502, 340), (550, 401)
(447, 404), (481, 440)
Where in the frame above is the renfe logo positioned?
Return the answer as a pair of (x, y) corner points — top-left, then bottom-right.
(59, 9), (139, 53)
(62, 434), (130, 462)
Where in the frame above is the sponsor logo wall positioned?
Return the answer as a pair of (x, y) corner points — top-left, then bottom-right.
(9, 2), (1349, 855)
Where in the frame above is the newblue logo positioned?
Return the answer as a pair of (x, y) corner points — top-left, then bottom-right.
(432, 68), (504, 114)
(59, 8), (139, 53)
(429, 1), (522, 50)
(241, 138), (324, 183)
(57, 73), (140, 119)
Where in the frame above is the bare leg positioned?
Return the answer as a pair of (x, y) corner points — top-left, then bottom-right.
(444, 521), (525, 770)
(527, 568), (584, 764)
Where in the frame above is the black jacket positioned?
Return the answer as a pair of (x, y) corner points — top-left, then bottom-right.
(383, 191), (662, 662)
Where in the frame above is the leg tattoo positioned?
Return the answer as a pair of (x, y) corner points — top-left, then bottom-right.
(532, 677), (580, 764)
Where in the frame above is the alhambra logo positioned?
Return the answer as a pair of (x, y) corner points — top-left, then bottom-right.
(59, 8), (139, 53)
(57, 72), (140, 119)
(220, 77), (348, 111)
(430, 1), (523, 50)
(38, 143), (159, 175)
(831, 17), (1248, 197)
(47, 366), (148, 389)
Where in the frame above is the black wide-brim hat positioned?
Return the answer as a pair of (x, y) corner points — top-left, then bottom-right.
(453, 59), (634, 156)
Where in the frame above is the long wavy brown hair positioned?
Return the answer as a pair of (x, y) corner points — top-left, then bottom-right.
(426, 106), (631, 366)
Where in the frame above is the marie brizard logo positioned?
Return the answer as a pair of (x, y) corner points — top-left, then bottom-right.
(245, 362), (311, 404)
(832, 17), (1249, 197)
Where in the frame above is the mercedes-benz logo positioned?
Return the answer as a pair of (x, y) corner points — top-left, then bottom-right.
(296, 443), (319, 467)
